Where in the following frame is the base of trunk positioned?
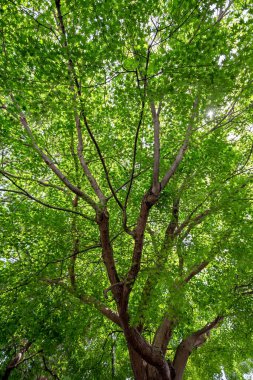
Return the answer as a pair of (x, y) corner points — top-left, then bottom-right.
(128, 345), (173, 380)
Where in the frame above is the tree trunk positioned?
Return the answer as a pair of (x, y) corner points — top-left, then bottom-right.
(128, 345), (173, 380)
(128, 345), (148, 380)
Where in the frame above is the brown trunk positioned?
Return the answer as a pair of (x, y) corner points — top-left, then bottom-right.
(146, 364), (162, 380)
(128, 345), (148, 380)
(128, 345), (172, 380)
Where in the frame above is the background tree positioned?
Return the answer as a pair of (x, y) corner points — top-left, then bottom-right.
(0, 0), (253, 379)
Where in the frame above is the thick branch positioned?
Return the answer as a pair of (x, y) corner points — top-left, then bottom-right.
(165, 197), (180, 241)
(121, 191), (159, 312)
(68, 196), (80, 289)
(153, 317), (175, 354)
(120, 314), (172, 379)
(173, 316), (223, 380)
(136, 196), (180, 328)
(97, 210), (121, 303)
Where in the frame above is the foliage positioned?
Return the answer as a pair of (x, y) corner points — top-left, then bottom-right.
(0, 0), (253, 379)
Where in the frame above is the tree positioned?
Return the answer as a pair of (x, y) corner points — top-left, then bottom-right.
(0, 0), (253, 378)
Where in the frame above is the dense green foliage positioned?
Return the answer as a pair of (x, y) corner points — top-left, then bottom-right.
(0, 0), (253, 379)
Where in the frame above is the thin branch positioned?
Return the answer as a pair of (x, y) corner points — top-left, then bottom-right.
(176, 208), (211, 238)
(0, 185), (93, 221)
(36, 244), (101, 275)
(183, 260), (209, 283)
(105, 166), (150, 201)
(194, 316), (224, 338)
(150, 102), (161, 195)
(161, 97), (198, 190)
(44, 279), (121, 326)
(55, 0), (122, 210)
(124, 38), (153, 208)
(0, 169), (68, 193)
(42, 355), (60, 380)
(9, 103), (98, 210)
(217, 0), (233, 22)
(124, 99), (145, 207)
(0, 174), (95, 222)
(153, 3), (200, 48)
(75, 112), (106, 204)
(16, 350), (43, 366)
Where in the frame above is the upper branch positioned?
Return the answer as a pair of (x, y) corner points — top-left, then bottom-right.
(75, 113), (106, 204)
(1, 174), (94, 221)
(183, 260), (209, 283)
(176, 208), (211, 238)
(16, 110), (98, 210)
(124, 99), (146, 208)
(150, 102), (161, 195)
(124, 38), (154, 208)
(217, 0), (233, 22)
(55, 0), (122, 209)
(161, 97), (198, 190)
(44, 278), (121, 327)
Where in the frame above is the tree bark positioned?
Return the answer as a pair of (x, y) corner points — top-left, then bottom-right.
(2, 341), (32, 380)
(129, 344), (172, 380)
(128, 343), (173, 380)
(128, 346), (174, 380)
(128, 345), (148, 380)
